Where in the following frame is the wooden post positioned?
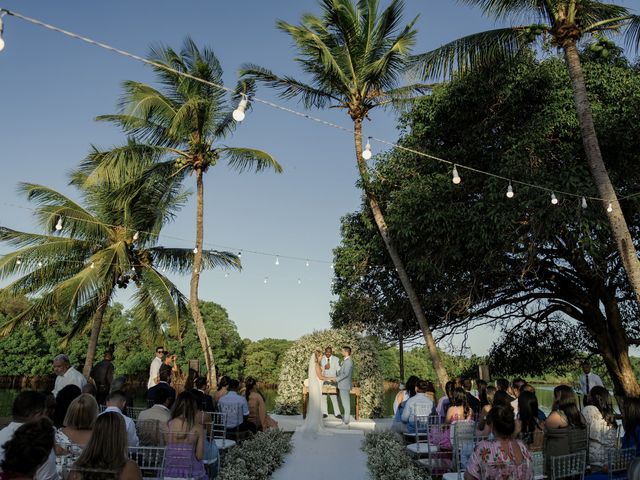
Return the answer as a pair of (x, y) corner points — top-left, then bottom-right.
(478, 364), (490, 381)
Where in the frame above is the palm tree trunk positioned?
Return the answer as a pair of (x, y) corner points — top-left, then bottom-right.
(190, 168), (217, 387)
(353, 118), (449, 388)
(563, 43), (640, 304)
(82, 292), (110, 378)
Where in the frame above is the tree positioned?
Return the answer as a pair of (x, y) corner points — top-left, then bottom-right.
(410, 0), (640, 305)
(242, 0), (449, 387)
(333, 52), (640, 396)
(73, 38), (281, 385)
(242, 338), (293, 384)
(0, 150), (233, 376)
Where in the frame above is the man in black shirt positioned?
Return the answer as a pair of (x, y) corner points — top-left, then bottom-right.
(90, 352), (114, 405)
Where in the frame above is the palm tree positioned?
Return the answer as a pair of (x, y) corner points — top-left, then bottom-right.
(74, 38), (282, 385)
(242, 0), (450, 387)
(0, 153), (239, 377)
(410, 0), (640, 304)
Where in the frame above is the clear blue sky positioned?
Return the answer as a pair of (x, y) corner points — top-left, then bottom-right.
(0, 1), (638, 353)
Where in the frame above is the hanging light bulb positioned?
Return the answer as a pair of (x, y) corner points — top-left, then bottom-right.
(193, 247), (198, 254)
(232, 95), (248, 122)
(37, 261), (43, 267)
(452, 165), (461, 184)
(0, 12), (7, 52)
(263, 276), (268, 285)
(297, 278), (302, 285)
(55, 216), (63, 231)
(305, 259), (310, 267)
(90, 262), (95, 269)
(16, 256), (22, 265)
(362, 138), (372, 160)
(330, 263), (334, 270)
(224, 272), (229, 278)
(581, 197), (588, 209)
(275, 256), (280, 266)
(238, 251), (242, 259)
(133, 231), (139, 241)
(607, 202), (613, 213)
(551, 192), (558, 205)
(506, 182), (514, 198)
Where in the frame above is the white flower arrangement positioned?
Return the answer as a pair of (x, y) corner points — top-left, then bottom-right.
(218, 429), (293, 480)
(274, 328), (384, 418)
(362, 431), (430, 480)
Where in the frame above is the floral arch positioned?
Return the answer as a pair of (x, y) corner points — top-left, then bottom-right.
(275, 328), (384, 418)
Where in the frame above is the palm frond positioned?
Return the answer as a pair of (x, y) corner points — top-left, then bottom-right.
(622, 14), (640, 51)
(457, 0), (548, 21)
(219, 147), (283, 174)
(148, 247), (241, 274)
(409, 27), (534, 80)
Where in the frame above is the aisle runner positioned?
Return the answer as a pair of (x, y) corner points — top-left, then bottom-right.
(272, 428), (368, 480)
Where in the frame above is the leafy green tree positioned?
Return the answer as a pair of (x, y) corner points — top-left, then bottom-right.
(242, 338), (293, 384)
(75, 38), (281, 385)
(333, 52), (640, 396)
(410, 0), (640, 306)
(242, 0), (449, 387)
(0, 149), (234, 376)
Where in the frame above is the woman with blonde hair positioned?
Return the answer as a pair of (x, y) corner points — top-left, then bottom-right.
(71, 412), (141, 479)
(56, 393), (99, 449)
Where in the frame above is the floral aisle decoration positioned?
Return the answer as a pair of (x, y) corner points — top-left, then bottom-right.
(274, 328), (384, 418)
(362, 431), (429, 480)
(218, 429), (293, 480)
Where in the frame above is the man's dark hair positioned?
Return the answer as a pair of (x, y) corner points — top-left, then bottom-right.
(154, 388), (171, 406)
(159, 365), (172, 383)
(512, 378), (526, 390)
(12, 391), (46, 421)
(0, 417), (54, 475)
(227, 379), (240, 391)
(495, 378), (510, 391)
(461, 378), (472, 391)
(107, 390), (127, 405)
(156, 346), (164, 353)
(342, 346), (352, 355)
(195, 377), (208, 390)
(417, 380), (430, 391)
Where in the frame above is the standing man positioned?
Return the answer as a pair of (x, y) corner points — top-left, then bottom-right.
(90, 352), (114, 405)
(336, 346), (354, 428)
(579, 361), (604, 403)
(52, 354), (86, 397)
(320, 346), (341, 419)
(147, 346), (164, 390)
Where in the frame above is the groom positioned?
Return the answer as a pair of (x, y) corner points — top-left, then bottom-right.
(336, 346), (354, 427)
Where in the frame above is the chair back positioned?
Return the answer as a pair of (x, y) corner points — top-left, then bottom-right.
(62, 466), (120, 479)
(163, 431), (198, 478)
(452, 420), (478, 471)
(137, 419), (164, 446)
(531, 451), (544, 480)
(128, 445), (165, 479)
(607, 447), (635, 480)
(426, 422), (454, 475)
(480, 460), (533, 480)
(550, 451), (586, 480)
(126, 406), (145, 420)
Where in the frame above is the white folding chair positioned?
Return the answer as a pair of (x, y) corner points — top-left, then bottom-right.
(531, 450), (545, 480)
(406, 414), (440, 456)
(480, 460), (533, 480)
(128, 445), (165, 480)
(415, 421), (454, 475)
(403, 406), (437, 443)
(126, 406), (145, 420)
(549, 451), (587, 480)
(137, 419), (164, 446)
(205, 411), (236, 450)
(606, 447), (635, 480)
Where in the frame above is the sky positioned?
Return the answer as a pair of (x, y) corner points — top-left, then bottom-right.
(0, 0), (638, 355)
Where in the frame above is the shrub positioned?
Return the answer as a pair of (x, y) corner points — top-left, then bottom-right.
(218, 429), (293, 480)
(362, 431), (429, 480)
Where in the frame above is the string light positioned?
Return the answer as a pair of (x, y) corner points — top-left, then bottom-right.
(362, 137), (372, 160)
(55, 216), (63, 231)
(133, 231), (139, 241)
(581, 197), (588, 209)
(0, 7), (636, 207)
(551, 192), (558, 205)
(275, 256), (280, 266)
(90, 262), (95, 269)
(193, 247), (198, 254)
(330, 263), (334, 270)
(37, 261), (43, 267)
(238, 252), (242, 259)
(506, 182), (514, 198)
(297, 278), (302, 285)
(263, 276), (268, 285)
(452, 166), (461, 185)
(306, 259), (310, 267)
(607, 202), (613, 213)
(232, 95), (248, 122)
(224, 272), (229, 278)
(16, 256), (21, 265)
(0, 11), (6, 52)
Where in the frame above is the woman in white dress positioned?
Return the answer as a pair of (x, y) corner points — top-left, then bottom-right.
(299, 350), (335, 435)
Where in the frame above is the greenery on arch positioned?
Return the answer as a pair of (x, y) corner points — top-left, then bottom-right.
(275, 328), (384, 418)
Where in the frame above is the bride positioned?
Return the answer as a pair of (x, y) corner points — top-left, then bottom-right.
(299, 350), (335, 435)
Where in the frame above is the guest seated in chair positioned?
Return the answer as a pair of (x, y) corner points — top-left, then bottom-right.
(217, 379), (257, 434)
(191, 377), (215, 412)
(401, 379), (435, 433)
(137, 388), (172, 446)
(245, 377), (278, 431)
(146, 368), (176, 408)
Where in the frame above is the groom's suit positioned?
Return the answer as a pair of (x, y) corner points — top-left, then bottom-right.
(336, 357), (354, 425)
(320, 355), (340, 416)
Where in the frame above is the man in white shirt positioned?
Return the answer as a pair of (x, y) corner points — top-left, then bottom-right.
(579, 361), (604, 397)
(101, 390), (139, 447)
(320, 346), (341, 419)
(402, 380), (435, 432)
(147, 346), (165, 389)
(0, 391), (57, 480)
(52, 354), (87, 397)
(218, 379), (256, 433)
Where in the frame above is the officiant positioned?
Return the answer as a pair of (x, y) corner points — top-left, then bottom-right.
(320, 346), (341, 419)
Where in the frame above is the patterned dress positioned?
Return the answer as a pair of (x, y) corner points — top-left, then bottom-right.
(466, 438), (534, 480)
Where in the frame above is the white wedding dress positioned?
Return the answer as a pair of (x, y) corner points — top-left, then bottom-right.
(298, 354), (330, 436)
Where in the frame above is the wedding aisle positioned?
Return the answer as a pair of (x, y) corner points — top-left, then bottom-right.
(271, 426), (369, 480)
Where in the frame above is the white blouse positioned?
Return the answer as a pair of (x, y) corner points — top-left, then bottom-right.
(581, 405), (618, 467)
